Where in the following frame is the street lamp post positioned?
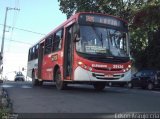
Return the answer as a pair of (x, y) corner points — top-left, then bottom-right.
(0, 7), (20, 76)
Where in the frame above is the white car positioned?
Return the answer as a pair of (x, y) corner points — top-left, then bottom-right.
(14, 72), (25, 81)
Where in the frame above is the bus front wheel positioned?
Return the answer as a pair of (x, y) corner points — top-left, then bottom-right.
(55, 69), (66, 90)
(93, 83), (106, 91)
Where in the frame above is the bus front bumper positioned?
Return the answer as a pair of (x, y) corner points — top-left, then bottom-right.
(74, 66), (131, 82)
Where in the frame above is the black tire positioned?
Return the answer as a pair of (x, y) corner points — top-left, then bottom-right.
(32, 72), (39, 86)
(147, 82), (154, 90)
(55, 69), (66, 90)
(93, 83), (106, 91)
(39, 81), (43, 86)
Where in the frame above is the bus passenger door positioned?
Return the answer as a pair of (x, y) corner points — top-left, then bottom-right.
(64, 25), (73, 79)
(38, 42), (44, 79)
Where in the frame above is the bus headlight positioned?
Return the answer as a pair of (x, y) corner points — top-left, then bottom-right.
(128, 65), (131, 68)
(77, 61), (92, 71)
(84, 65), (87, 69)
(78, 61), (83, 65)
(89, 67), (92, 71)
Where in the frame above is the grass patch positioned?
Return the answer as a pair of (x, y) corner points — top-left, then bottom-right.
(0, 88), (13, 119)
(0, 108), (10, 118)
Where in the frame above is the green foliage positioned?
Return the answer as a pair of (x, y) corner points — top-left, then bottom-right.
(58, 0), (101, 18)
(132, 2), (160, 69)
(141, 28), (160, 69)
(0, 108), (9, 119)
(58, 0), (149, 21)
(58, 0), (160, 70)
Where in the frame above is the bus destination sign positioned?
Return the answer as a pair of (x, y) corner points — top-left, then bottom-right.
(86, 15), (120, 26)
(79, 14), (125, 28)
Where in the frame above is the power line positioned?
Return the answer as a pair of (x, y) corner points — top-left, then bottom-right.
(0, 24), (46, 36)
(0, 37), (33, 45)
(9, 39), (32, 45)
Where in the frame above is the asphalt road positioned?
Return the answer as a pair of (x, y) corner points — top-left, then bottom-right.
(1, 81), (160, 114)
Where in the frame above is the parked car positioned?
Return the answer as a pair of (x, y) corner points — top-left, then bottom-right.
(127, 69), (160, 90)
(14, 72), (25, 81)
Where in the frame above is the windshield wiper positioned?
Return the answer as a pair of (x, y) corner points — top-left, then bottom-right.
(106, 31), (111, 53)
(91, 26), (104, 47)
(100, 33), (103, 47)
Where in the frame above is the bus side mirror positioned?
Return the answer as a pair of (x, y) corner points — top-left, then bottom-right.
(73, 33), (81, 42)
(73, 23), (80, 42)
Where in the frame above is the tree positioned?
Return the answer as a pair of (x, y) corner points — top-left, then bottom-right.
(132, 2), (160, 69)
(58, 0), (146, 21)
(58, 0), (99, 18)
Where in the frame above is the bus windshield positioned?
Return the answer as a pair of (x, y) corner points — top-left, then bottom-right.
(76, 25), (129, 57)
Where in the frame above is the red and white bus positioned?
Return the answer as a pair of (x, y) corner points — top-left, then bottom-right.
(27, 12), (131, 90)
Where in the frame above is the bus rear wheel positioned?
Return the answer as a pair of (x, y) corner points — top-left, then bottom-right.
(55, 69), (66, 90)
(32, 72), (39, 86)
(93, 83), (106, 91)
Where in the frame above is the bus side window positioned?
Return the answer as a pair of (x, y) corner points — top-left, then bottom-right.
(28, 49), (32, 61)
(32, 47), (35, 60)
(35, 44), (39, 59)
(52, 29), (63, 52)
(44, 35), (53, 54)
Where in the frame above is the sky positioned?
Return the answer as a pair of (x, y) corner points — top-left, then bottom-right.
(0, 0), (66, 80)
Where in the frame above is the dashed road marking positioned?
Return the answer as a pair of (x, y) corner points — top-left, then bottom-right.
(151, 91), (160, 94)
(21, 85), (32, 88)
(1, 84), (14, 88)
(0, 84), (32, 89)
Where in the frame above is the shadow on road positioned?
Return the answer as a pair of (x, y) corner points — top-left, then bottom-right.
(40, 82), (131, 94)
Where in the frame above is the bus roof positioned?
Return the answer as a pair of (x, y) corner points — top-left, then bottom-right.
(29, 12), (128, 49)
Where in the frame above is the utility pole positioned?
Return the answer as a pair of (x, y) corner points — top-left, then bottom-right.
(0, 7), (20, 76)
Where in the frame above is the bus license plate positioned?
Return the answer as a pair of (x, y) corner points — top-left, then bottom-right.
(105, 75), (113, 78)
